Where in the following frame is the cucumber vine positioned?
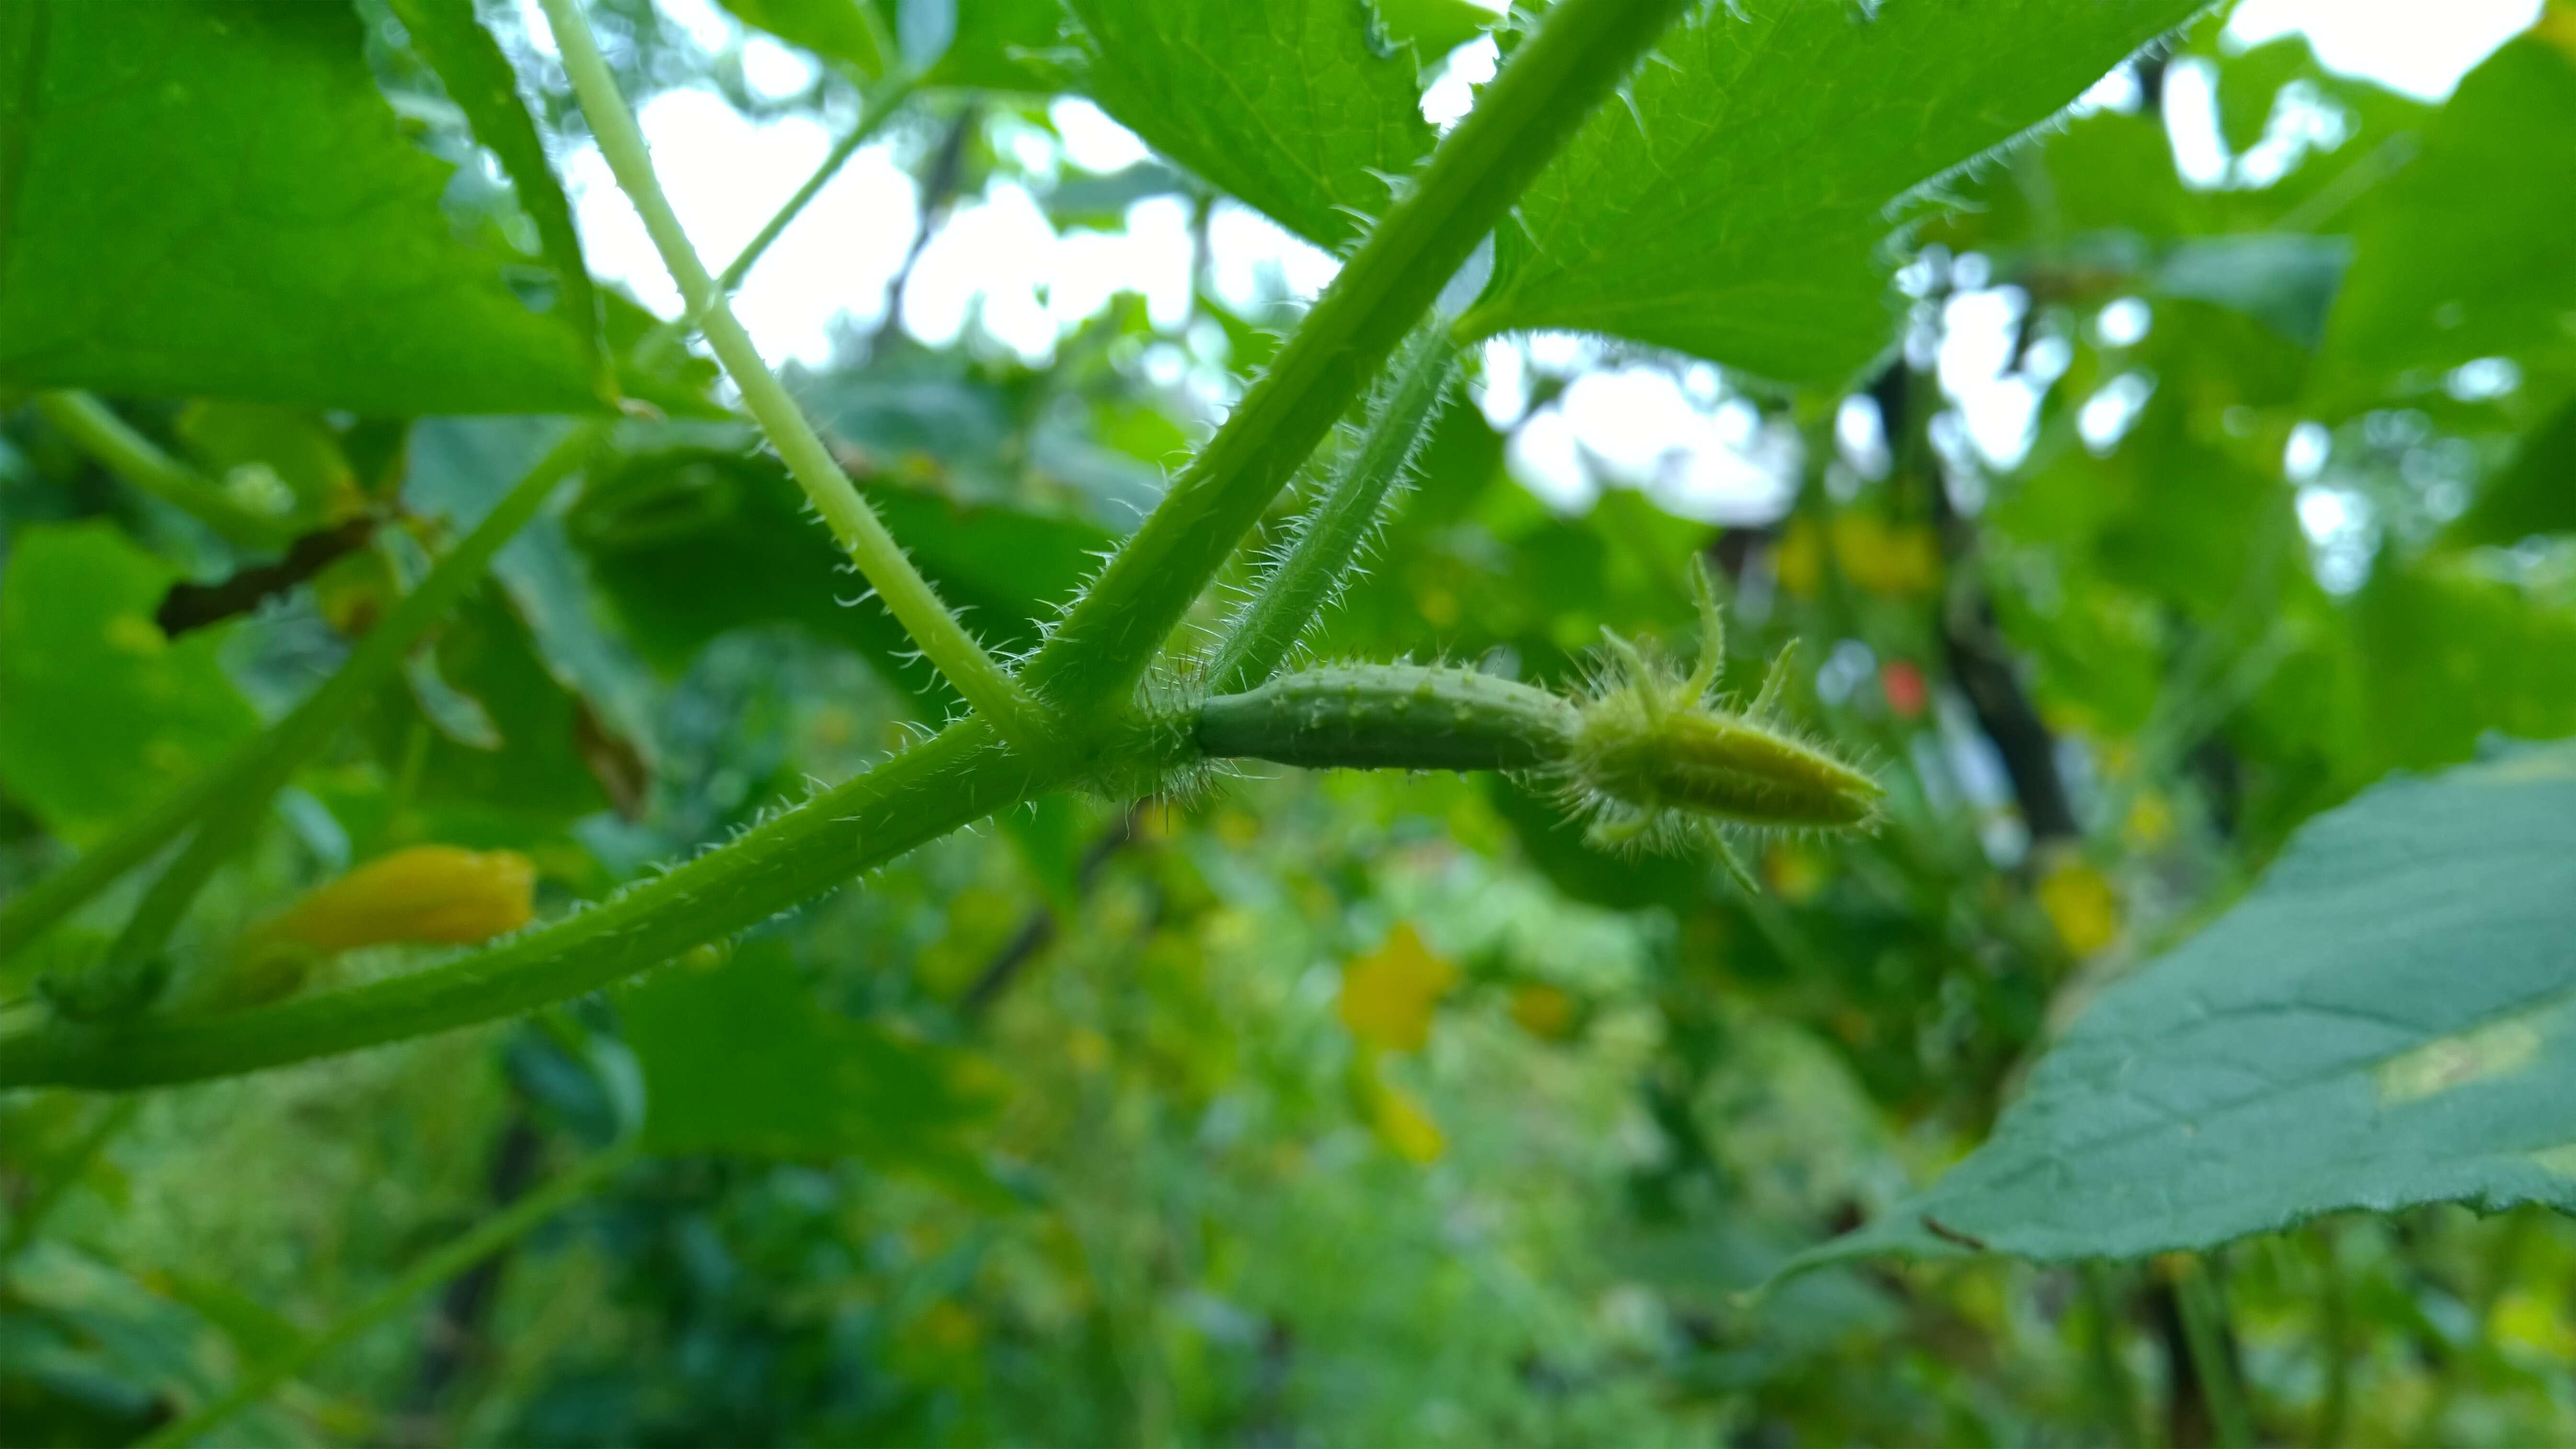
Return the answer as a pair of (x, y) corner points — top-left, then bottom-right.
(0, 0), (1881, 1093)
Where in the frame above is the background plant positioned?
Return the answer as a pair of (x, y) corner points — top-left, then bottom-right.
(2, 0), (2573, 1444)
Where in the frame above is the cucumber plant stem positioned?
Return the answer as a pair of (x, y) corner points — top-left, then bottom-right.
(1206, 325), (1455, 695)
(537, 0), (1052, 755)
(33, 392), (297, 551)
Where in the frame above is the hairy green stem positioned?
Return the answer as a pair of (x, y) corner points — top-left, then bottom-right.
(1023, 0), (1693, 713)
(1206, 326), (1455, 695)
(138, 1139), (640, 1449)
(538, 0), (1050, 754)
(33, 392), (297, 551)
(0, 426), (605, 968)
(0, 722), (1050, 1089)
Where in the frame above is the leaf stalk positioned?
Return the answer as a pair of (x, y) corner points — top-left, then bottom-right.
(536, 0), (1052, 755)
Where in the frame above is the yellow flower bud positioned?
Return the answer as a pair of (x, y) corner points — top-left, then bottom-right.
(259, 845), (536, 955)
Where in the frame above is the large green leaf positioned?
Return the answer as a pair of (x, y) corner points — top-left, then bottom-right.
(1795, 742), (2576, 1267)
(385, 0), (609, 397)
(0, 523), (260, 847)
(0, 0), (603, 414)
(622, 941), (997, 1169)
(1455, 0), (2208, 388)
(1065, 0), (1438, 250)
(2320, 33), (2576, 395)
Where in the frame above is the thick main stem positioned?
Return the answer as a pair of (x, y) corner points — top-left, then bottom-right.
(537, 0), (1050, 754)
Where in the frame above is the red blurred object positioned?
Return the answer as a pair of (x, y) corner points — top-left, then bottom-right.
(1881, 659), (1928, 718)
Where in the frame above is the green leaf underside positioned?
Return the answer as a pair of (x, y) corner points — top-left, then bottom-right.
(1459, 0), (2211, 388)
(2321, 35), (2576, 392)
(0, 0), (603, 414)
(717, 0), (893, 77)
(384, 0), (609, 397)
(1795, 743), (2576, 1270)
(1067, 0), (1438, 251)
(621, 941), (995, 1168)
(0, 524), (259, 847)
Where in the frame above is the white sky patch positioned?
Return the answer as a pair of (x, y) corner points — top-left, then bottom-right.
(2227, 0), (2541, 100)
(563, 88), (920, 368)
(1422, 35), (1501, 130)
(739, 34), (819, 101)
(1508, 406), (1594, 514)
(2079, 373), (2157, 454)
(1939, 287), (2041, 469)
(902, 181), (1060, 359)
(1205, 200), (1342, 313)
(1050, 195), (1197, 333)
(1474, 336), (1530, 427)
(2163, 58), (2231, 188)
(1049, 97), (1155, 173)
(2284, 419), (2332, 482)
(1506, 365), (1800, 525)
(655, 0), (736, 54)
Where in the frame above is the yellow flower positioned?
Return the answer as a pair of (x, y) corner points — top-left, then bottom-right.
(1509, 982), (1580, 1041)
(260, 845), (536, 954)
(2035, 852), (2120, 958)
(1336, 922), (1457, 1053)
(1830, 513), (1942, 598)
(1774, 516), (1824, 599)
(1370, 1079), (1446, 1163)
(2123, 792), (2176, 851)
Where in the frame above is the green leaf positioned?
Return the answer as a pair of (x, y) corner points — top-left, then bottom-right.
(385, 0), (610, 396)
(2450, 396), (2576, 546)
(1371, 0), (1499, 60)
(359, 588), (626, 832)
(622, 940), (997, 1166)
(920, 0), (1070, 91)
(719, 0), (895, 76)
(0, 522), (259, 846)
(1794, 742), (2576, 1268)
(2347, 558), (2576, 776)
(1456, 0), (2207, 388)
(1065, 0), (1439, 250)
(2321, 34), (2576, 394)
(0, 0), (604, 414)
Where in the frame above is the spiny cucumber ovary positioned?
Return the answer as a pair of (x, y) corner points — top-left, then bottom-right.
(1184, 583), (1882, 859)
(1567, 675), (1881, 834)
